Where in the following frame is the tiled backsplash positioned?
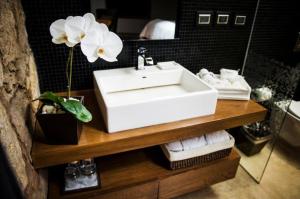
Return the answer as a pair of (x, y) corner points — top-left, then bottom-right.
(22, 0), (299, 94)
(22, 0), (256, 92)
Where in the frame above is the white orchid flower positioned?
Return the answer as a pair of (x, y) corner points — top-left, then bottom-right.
(80, 23), (123, 62)
(65, 13), (97, 45)
(50, 13), (97, 47)
(50, 19), (76, 47)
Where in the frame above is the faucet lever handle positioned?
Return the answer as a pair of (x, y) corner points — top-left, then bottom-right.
(137, 47), (147, 55)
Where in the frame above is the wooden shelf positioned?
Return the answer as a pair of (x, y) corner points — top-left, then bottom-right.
(48, 147), (241, 199)
(32, 90), (266, 168)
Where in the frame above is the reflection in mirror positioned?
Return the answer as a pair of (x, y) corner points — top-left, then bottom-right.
(233, 51), (300, 183)
(90, 0), (178, 40)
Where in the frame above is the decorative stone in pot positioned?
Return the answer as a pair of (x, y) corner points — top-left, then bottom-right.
(34, 92), (92, 145)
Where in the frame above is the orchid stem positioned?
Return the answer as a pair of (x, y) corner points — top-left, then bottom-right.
(66, 48), (72, 88)
(67, 47), (74, 99)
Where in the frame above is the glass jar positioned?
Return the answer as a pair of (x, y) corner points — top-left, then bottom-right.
(80, 158), (96, 176)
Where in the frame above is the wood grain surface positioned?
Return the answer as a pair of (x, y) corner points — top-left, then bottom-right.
(32, 90), (266, 168)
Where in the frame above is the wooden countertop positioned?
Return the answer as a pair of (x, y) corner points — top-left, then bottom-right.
(32, 90), (266, 168)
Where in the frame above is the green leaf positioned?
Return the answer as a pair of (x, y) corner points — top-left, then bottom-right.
(34, 92), (93, 123)
(34, 91), (64, 104)
(60, 100), (92, 123)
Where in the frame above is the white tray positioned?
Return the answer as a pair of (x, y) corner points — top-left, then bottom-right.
(210, 75), (251, 100)
(161, 132), (235, 162)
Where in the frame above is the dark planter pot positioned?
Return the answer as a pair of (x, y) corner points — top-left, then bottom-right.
(36, 96), (84, 145)
(230, 126), (273, 156)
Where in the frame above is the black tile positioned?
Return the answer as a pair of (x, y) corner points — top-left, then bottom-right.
(22, 0), (256, 92)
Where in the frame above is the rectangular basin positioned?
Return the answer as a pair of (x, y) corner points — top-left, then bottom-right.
(93, 62), (218, 133)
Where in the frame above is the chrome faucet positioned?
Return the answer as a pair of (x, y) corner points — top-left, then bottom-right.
(136, 47), (154, 70)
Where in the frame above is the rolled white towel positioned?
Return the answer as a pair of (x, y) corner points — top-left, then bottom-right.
(197, 68), (223, 86)
(220, 68), (239, 82)
(181, 135), (207, 151)
(198, 135), (207, 147)
(197, 68), (210, 78)
(202, 75), (219, 85)
(165, 141), (183, 152)
(197, 68), (218, 79)
(198, 68), (246, 90)
(205, 131), (230, 145)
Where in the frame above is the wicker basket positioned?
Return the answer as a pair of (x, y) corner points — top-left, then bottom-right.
(161, 132), (235, 170)
(168, 148), (232, 170)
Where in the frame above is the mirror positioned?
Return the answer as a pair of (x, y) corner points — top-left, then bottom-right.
(90, 0), (178, 41)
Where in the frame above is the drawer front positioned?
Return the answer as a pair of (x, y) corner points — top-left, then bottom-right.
(89, 180), (159, 199)
(159, 155), (240, 199)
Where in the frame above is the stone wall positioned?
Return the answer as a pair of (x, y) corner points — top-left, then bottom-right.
(0, 0), (47, 198)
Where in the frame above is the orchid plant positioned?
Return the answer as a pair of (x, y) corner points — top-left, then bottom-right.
(36, 13), (123, 123)
(49, 13), (123, 97)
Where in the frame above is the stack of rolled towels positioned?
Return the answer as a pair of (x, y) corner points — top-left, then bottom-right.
(165, 130), (231, 152)
(161, 130), (235, 169)
(197, 68), (251, 100)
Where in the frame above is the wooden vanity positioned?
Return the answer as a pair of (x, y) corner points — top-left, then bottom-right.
(31, 90), (266, 199)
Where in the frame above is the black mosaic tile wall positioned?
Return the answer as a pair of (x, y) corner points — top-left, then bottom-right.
(244, 0), (300, 99)
(247, 0), (299, 65)
(293, 81), (300, 101)
(22, 0), (257, 92)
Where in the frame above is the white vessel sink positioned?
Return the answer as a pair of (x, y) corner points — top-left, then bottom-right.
(93, 62), (218, 133)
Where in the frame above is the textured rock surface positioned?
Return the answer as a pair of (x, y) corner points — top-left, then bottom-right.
(0, 0), (47, 198)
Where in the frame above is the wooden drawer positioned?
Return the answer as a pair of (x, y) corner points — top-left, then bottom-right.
(88, 180), (159, 199)
(159, 150), (240, 199)
(50, 180), (159, 199)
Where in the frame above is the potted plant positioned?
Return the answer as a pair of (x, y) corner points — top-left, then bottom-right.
(35, 13), (123, 144)
(230, 86), (274, 156)
(35, 92), (91, 144)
